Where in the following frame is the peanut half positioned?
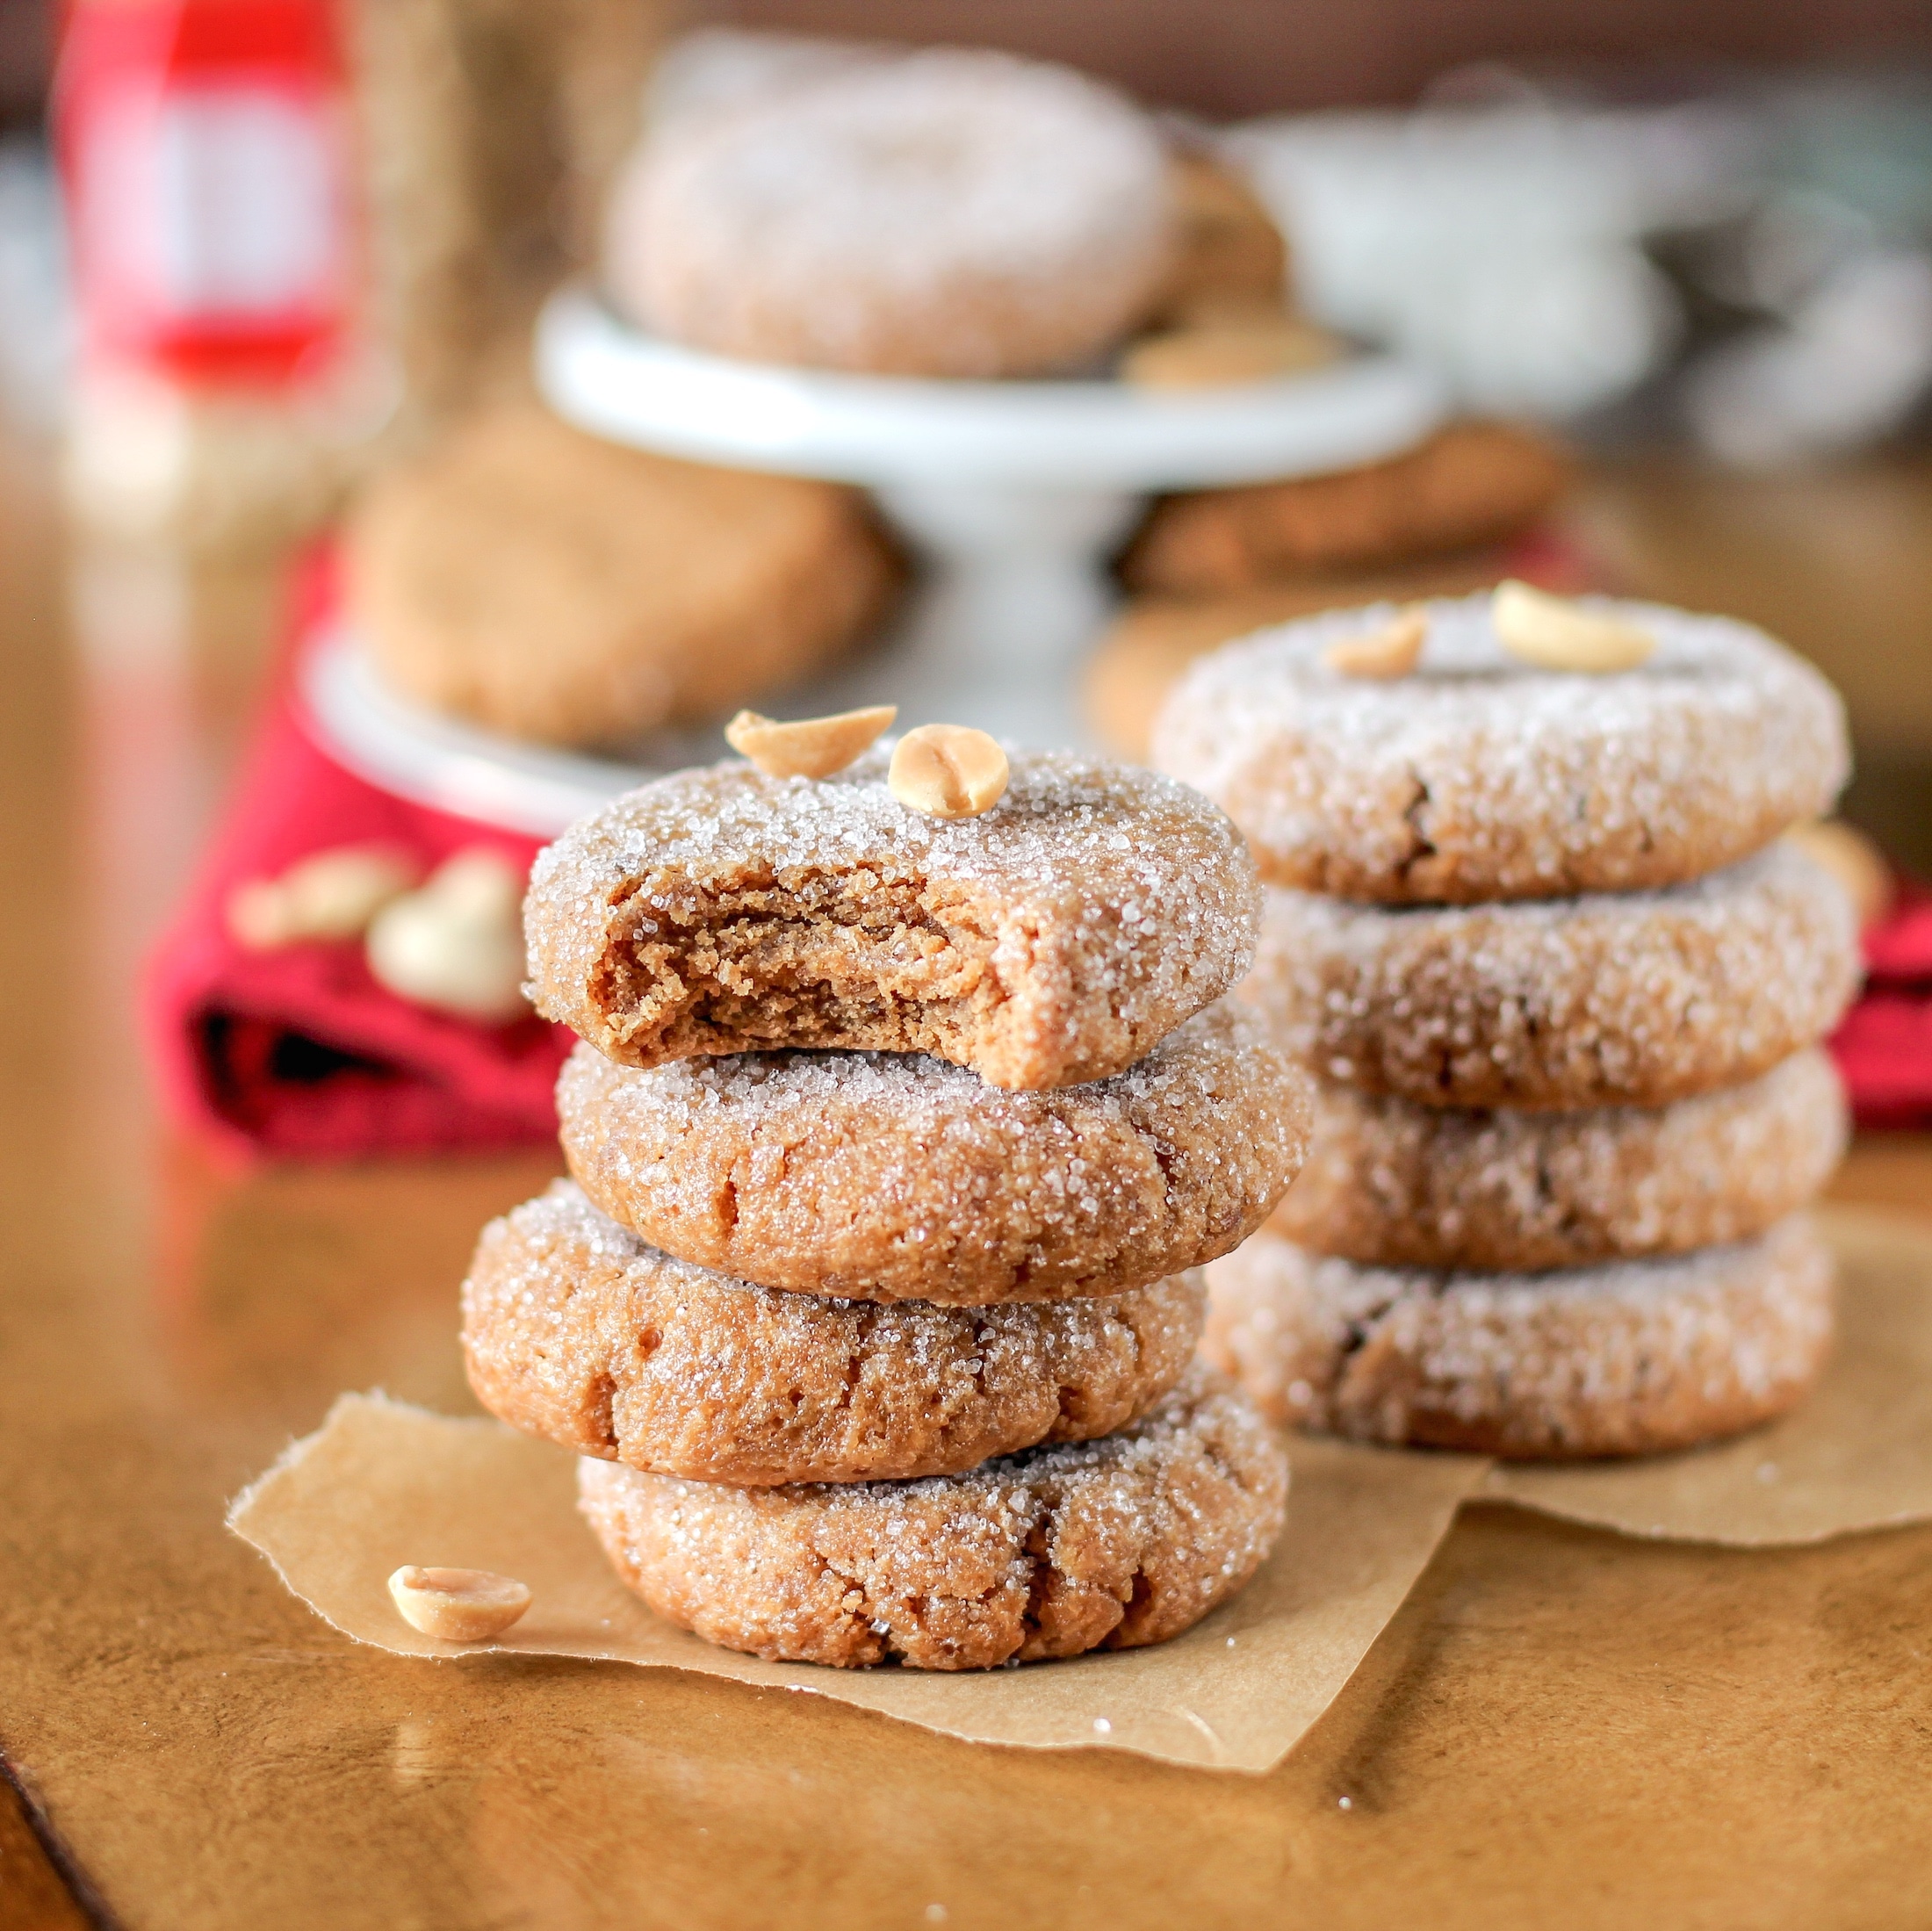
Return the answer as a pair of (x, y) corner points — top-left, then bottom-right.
(1323, 606), (1428, 680)
(1121, 319), (1341, 390)
(227, 846), (417, 950)
(725, 704), (898, 779)
(889, 724), (1010, 818)
(1492, 580), (1655, 673)
(388, 1566), (530, 1642)
(365, 847), (528, 1024)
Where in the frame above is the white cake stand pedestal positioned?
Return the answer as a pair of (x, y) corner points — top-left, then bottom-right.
(534, 286), (1446, 747)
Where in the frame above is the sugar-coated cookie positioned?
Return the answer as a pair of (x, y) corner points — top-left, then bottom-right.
(347, 404), (897, 749)
(1155, 591), (1849, 901)
(578, 1365), (1287, 1668)
(606, 48), (1174, 378)
(1204, 1215), (1834, 1459)
(1245, 843), (1859, 1111)
(1272, 1048), (1847, 1271)
(1122, 422), (1570, 598)
(558, 999), (1310, 1304)
(463, 1182), (1204, 1486)
(525, 749), (1260, 1092)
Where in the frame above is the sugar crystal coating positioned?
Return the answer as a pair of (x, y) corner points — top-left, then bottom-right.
(1154, 591), (1849, 901)
(463, 1181), (1206, 1485)
(559, 997), (1312, 1302)
(578, 1364), (1287, 1668)
(1205, 1216), (1835, 1458)
(606, 47), (1175, 378)
(525, 746), (1260, 1091)
(1245, 841), (1859, 1110)
(1273, 1048), (1848, 1271)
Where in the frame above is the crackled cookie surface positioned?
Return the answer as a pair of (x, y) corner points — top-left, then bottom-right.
(559, 999), (1310, 1303)
(606, 47), (1174, 378)
(1272, 1048), (1847, 1272)
(1205, 1216), (1835, 1459)
(578, 1365), (1286, 1669)
(526, 748), (1259, 1091)
(1154, 592), (1849, 901)
(463, 1183), (1203, 1486)
(1245, 842), (1858, 1110)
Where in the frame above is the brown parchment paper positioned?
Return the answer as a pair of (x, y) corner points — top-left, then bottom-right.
(227, 1396), (1488, 1773)
(1488, 1208), (1932, 1544)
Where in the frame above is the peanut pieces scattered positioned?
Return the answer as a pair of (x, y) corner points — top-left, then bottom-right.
(1492, 580), (1656, 673)
(725, 704), (898, 779)
(1323, 606), (1428, 680)
(387, 1566), (530, 1642)
(365, 847), (528, 1024)
(889, 724), (1010, 818)
(227, 847), (417, 950)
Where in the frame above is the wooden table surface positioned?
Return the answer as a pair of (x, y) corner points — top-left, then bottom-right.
(3, 440), (1931, 1931)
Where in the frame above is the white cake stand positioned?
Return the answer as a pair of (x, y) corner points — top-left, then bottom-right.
(303, 287), (1447, 835)
(533, 286), (1445, 747)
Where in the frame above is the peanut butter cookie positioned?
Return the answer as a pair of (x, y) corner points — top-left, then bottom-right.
(1272, 1048), (1847, 1272)
(578, 1365), (1287, 1668)
(464, 1182), (1205, 1486)
(1245, 842), (1859, 1110)
(606, 49), (1174, 378)
(1121, 421), (1570, 597)
(347, 404), (897, 750)
(1204, 1215), (1835, 1459)
(1155, 590), (1849, 901)
(525, 748), (1261, 1091)
(558, 999), (1311, 1304)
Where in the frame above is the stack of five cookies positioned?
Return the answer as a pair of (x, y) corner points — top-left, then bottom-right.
(463, 731), (1313, 1667)
(1157, 587), (1861, 1458)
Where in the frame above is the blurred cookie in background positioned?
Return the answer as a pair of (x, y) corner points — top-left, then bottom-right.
(1084, 556), (1510, 761)
(1150, 148), (1291, 326)
(603, 47), (1178, 378)
(346, 403), (899, 749)
(1120, 419), (1572, 597)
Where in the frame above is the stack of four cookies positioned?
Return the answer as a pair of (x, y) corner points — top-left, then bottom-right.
(1157, 588), (1862, 1458)
(464, 736), (1312, 1667)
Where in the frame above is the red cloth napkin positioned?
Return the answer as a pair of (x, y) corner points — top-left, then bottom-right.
(143, 551), (573, 1161)
(1831, 883), (1932, 1131)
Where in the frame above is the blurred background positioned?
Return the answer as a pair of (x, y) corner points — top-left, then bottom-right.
(4, 0), (1932, 1163)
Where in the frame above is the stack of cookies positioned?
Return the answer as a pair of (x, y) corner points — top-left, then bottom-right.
(1155, 586), (1863, 1459)
(461, 717), (1313, 1668)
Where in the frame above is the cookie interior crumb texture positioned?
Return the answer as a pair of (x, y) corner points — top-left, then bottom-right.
(464, 1182), (1208, 1485)
(1245, 841), (1860, 1111)
(1204, 1215), (1835, 1459)
(577, 1365), (1288, 1668)
(524, 749), (1261, 1091)
(558, 999), (1313, 1302)
(1154, 591), (1850, 901)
